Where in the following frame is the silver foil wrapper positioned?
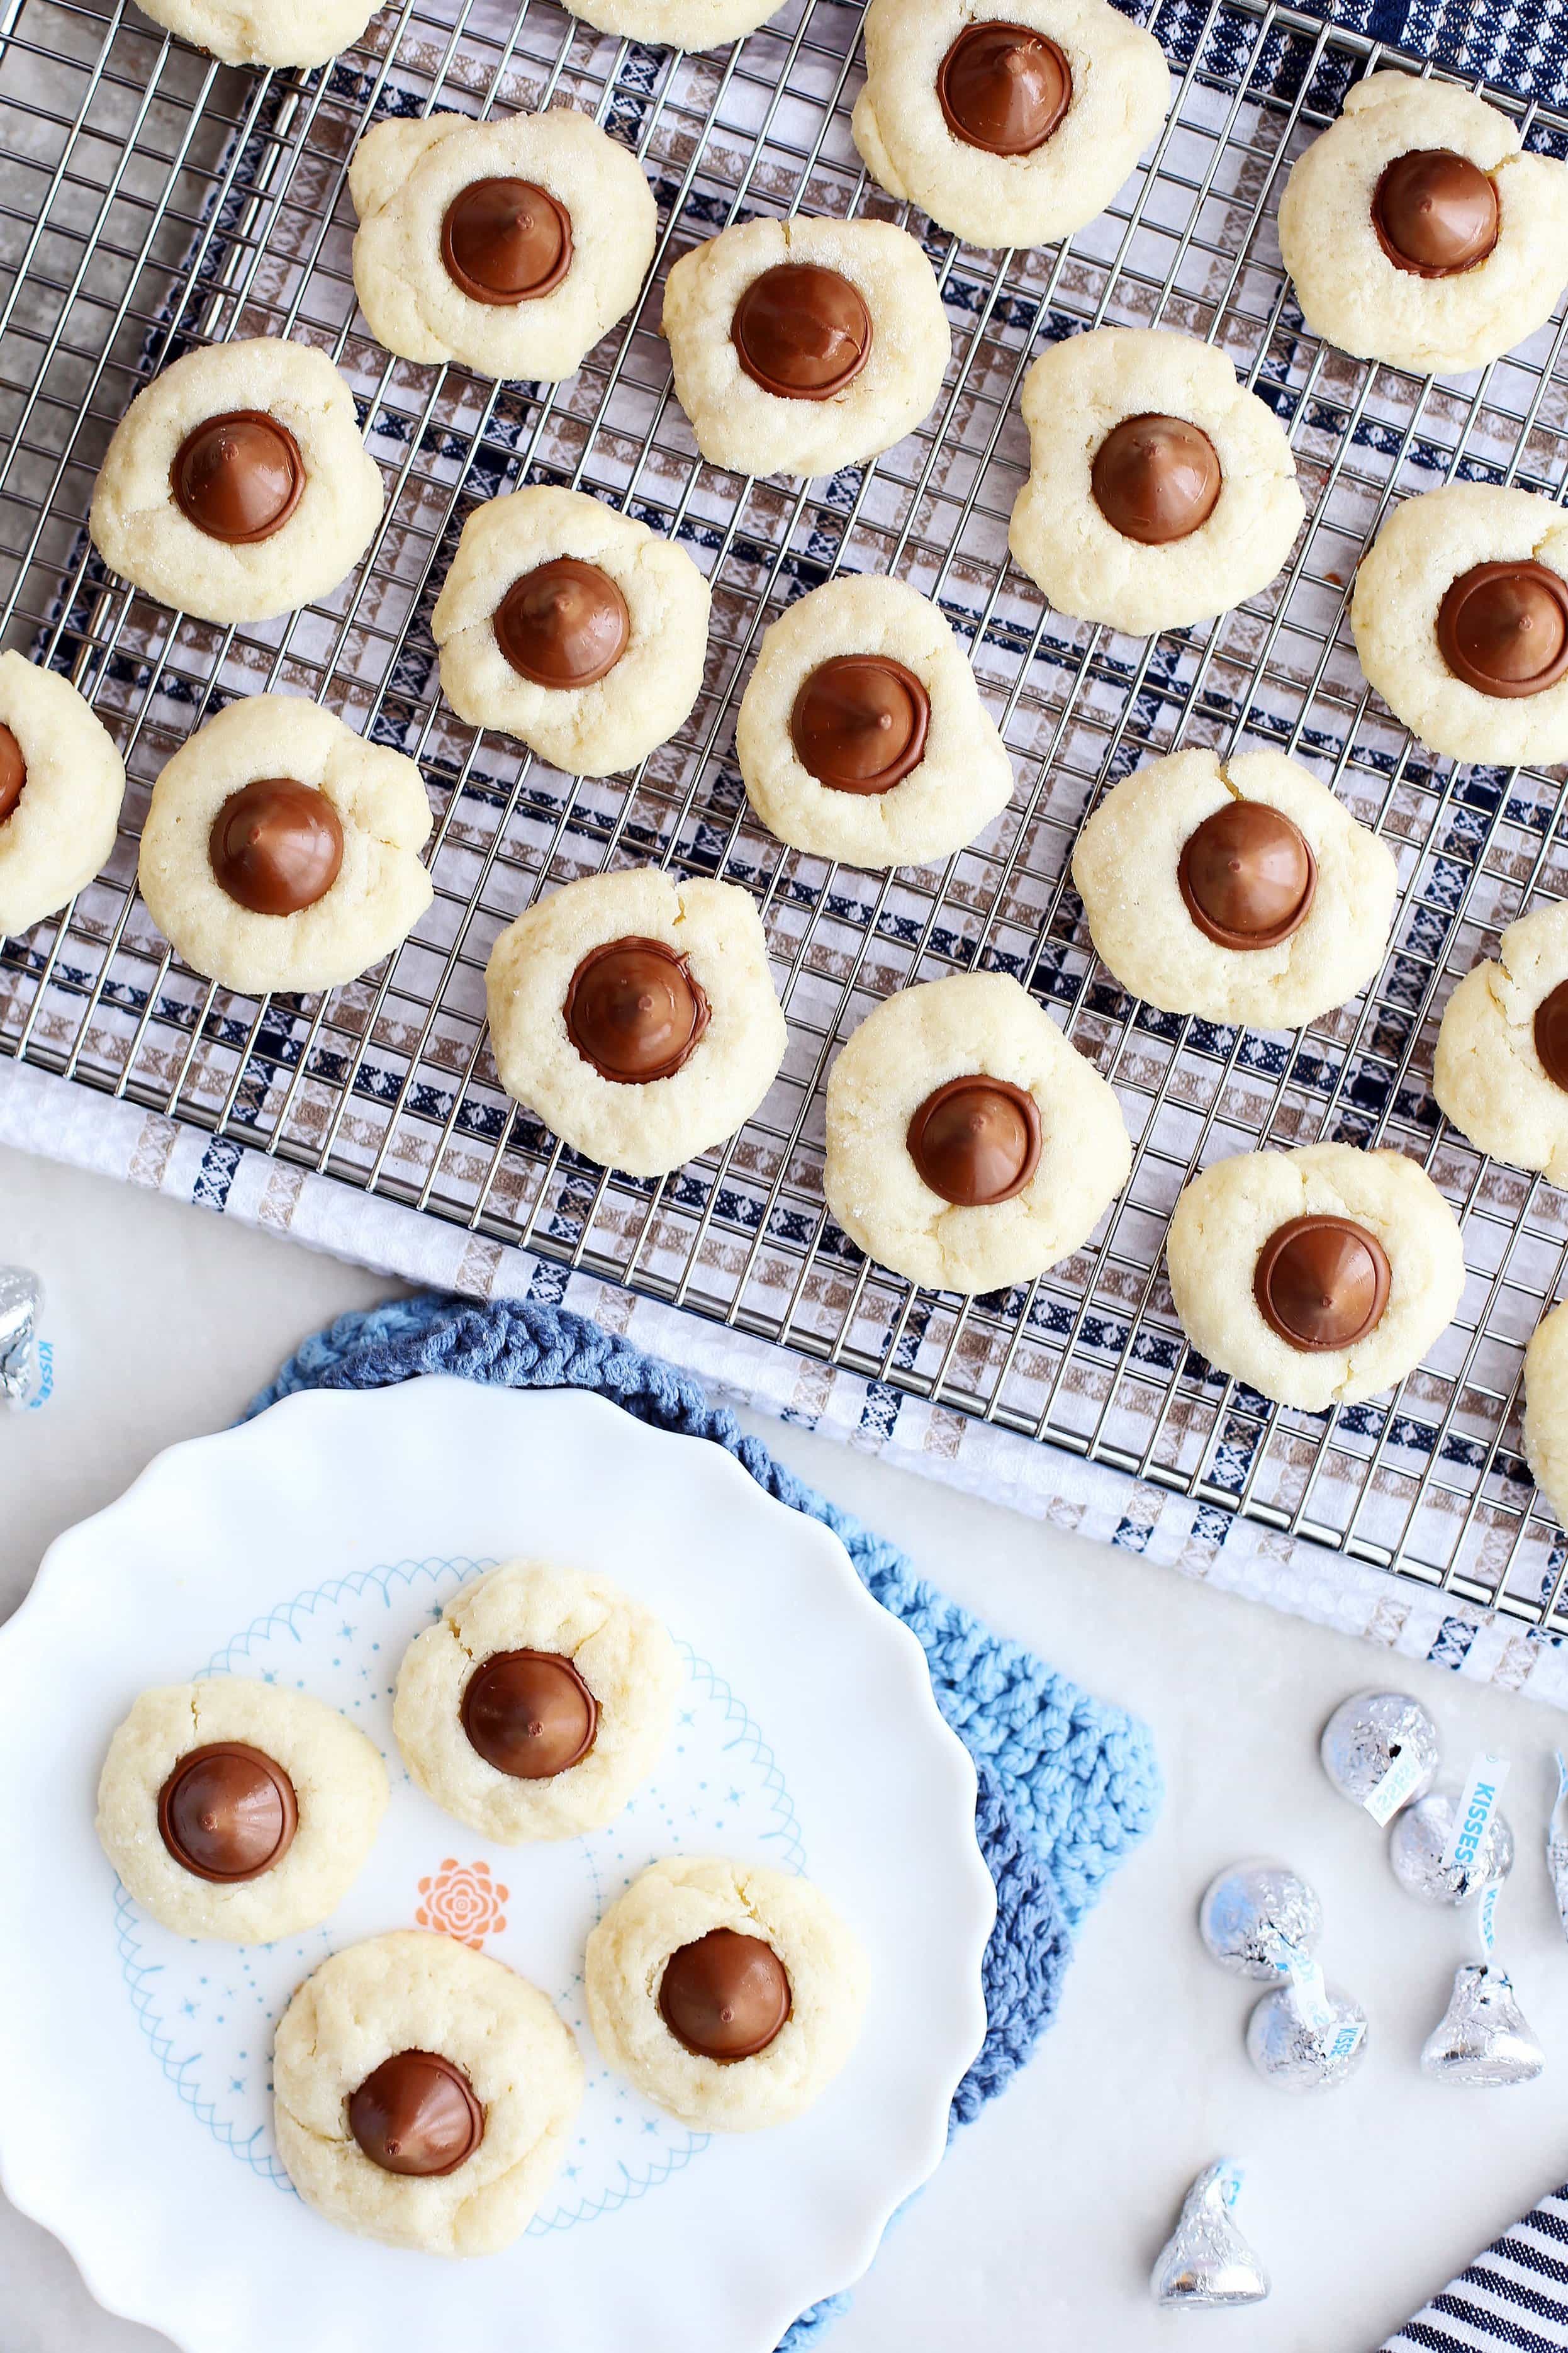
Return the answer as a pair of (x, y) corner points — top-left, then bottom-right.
(1245, 1978), (1368, 2091)
(1319, 1688), (1440, 1819)
(1150, 2159), (1269, 2311)
(1421, 1962), (1545, 2088)
(1389, 1787), (1514, 1907)
(0, 1264), (43, 1408)
(1199, 1861), (1323, 1980)
(1547, 1754), (1568, 1946)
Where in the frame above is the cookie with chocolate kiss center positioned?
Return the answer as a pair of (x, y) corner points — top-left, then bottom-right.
(1177, 800), (1316, 952)
(1372, 149), (1499, 278)
(907, 1074), (1043, 1206)
(1253, 1214), (1391, 1352)
(495, 558), (630, 688)
(731, 264), (872, 402)
(0, 722), (25, 825)
(347, 2050), (484, 2178)
(209, 777), (345, 917)
(461, 1648), (598, 1779)
(440, 177), (572, 305)
(1090, 413), (1223, 546)
(171, 410), (304, 546)
(789, 654), (931, 792)
(564, 934), (711, 1083)
(936, 20), (1072, 157)
(1436, 560), (1568, 699)
(157, 1741), (299, 1883)
(658, 1928), (792, 2062)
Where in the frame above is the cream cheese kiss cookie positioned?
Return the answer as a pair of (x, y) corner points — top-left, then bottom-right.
(735, 575), (1014, 865)
(433, 485), (710, 777)
(1008, 328), (1303, 635)
(1072, 747), (1396, 1028)
(393, 1560), (680, 1842)
(96, 1678), (388, 1943)
(0, 651), (125, 936)
(1525, 1300), (1568, 1529)
(89, 338), (384, 627)
(130, 0), (376, 65)
(137, 695), (433, 994)
(484, 865), (787, 1177)
(851, 0), (1170, 250)
(661, 215), (951, 479)
(1434, 901), (1568, 1180)
(350, 108), (657, 380)
(559, 0), (779, 45)
(824, 969), (1131, 1294)
(273, 1931), (583, 2255)
(585, 1856), (868, 2131)
(1165, 1142), (1465, 1412)
(1351, 483), (1568, 766)
(1277, 72), (1568, 378)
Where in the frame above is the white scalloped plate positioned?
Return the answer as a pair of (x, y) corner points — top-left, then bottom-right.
(0, 1376), (992, 2353)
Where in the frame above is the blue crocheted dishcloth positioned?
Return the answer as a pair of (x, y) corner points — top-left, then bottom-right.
(250, 1294), (1161, 2347)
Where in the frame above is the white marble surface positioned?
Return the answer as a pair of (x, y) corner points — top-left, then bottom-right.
(4, 1139), (1568, 2353)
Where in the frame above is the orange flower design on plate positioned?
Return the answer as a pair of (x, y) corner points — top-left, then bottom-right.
(415, 1857), (509, 1949)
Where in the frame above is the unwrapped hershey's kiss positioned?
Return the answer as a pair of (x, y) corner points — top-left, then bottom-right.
(906, 1074), (1042, 1206)
(564, 933), (710, 1083)
(1252, 1214), (1391, 1352)
(658, 1928), (792, 2061)
(1535, 979), (1568, 1092)
(209, 776), (344, 917)
(1177, 800), (1315, 951)
(1436, 559), (1568, 699)
(788, 654), (930, 793)
(731, 264), (871, 402)
(935, 20), (1072, 156)
(171, 410), (303, 545)
(157, 1741), (299, 1882)
(1091, 413), (1222, 546)
(0, 722), (25, 825)
(347, 2049), (484, 2176)
(1372, 148), (1499, 278)
(461, 1648), (598, 1779)
(440, 176), (571, 305)
(495, 558), (630, 689)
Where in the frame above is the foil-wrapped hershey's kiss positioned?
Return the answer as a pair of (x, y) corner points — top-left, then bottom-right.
(0, 1263), (43, 1407)
(1389, 1783), (1514, 1907)
(1319, 1688), (1440, 1821)
(1547, 1752), (1568, 1947)
(1245, 1969), (1369, 2092)
(1198, 1860), (1323, 1979)
(1421, 1962), (1545, 2089)
(1150, 2159), (1269, 2311)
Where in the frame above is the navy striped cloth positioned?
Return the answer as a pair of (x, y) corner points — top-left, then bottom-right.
(1382, 2183), (1568, 2350)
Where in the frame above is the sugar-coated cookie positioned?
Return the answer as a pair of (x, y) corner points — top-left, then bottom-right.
(0, 651), (125, 936)
(1165, 1142), (1465, 1412)
(851, 0), (1170, 250)
(1072, 746), (1396, 1028)
(393, 1559), (680, 1842)
(559, 0), (778, 45)
(824, 969), (1131, 1294)
(1277, 72), (1568, 378)
(661, 215), (951, 479)
(95, 1678), (388, 1943)
(735, 575), (1014, 866)
(434, 485), (710, 777)
(1008, 327), (1303, 634)
(585, 1856), (867, 2131)
(349, 108), (657, 380)
(1525, 1299), (1568, 1529)
(130, 0), (376, 65)
(89, 338), (384, 627)
(485, 865), (787, 1177)
(1433, 901), (1568, 1181)
(1350, 483), (1568, 766)
(273, 1931), (583, 2255)
(138, 695), (433, 994)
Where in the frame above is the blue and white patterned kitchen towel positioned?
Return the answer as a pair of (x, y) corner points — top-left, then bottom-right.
(249, 1289), (1163, 2350)
(1383, 2179), (1568, 2351)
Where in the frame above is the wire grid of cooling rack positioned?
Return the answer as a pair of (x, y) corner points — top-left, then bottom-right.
(5, 0), (1568, 1623)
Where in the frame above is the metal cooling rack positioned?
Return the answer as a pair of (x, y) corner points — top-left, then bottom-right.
(6, 0), (1568, 1627)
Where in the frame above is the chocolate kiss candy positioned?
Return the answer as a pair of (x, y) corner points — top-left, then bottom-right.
(1420, 1962), (1545, 2087)
(1319, 1689), (1440, 1817)
(0, 722), (25, 825)
(1372, 148), (1499, 278)
(731, 264), (872, 402)
(564, 934), (710, 1083)
(1177, 801), (1315, 951)
(936, 20), (1072, 156)
(1245, 1979), (1368, 2092)
(157, 1742), (299, 1883)
(1090, 413), (1222, 546)
(788, 654), (931, 793)
(209, 777), (344, 918)
(440, 176), (571, 305)
(1437, 560), (1568, 699)
(347, 2050), (484, 2177)
(0, 1263), (43, 1407)
(495, 558), (630, 689)
(171, 410), (303, 545)
(906, 1075), (1042, 1207)
(461, 1649), (598, 1779)
(1535, 980), (1568, 1093)
(1389, 1786), (1515, 1906)
(658, 1928), (792, 2062)
(1150, 2160), (1270, 2311)
(1197, 1860), (1322, 1980)
(1252, 1215), (1391, 1353)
